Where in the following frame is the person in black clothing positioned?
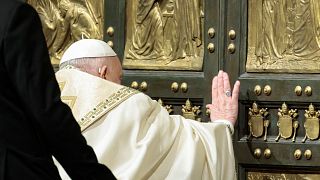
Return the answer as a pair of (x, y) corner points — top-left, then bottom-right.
(0, 1), (115, 179)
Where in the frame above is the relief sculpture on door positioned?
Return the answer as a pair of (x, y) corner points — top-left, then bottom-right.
(247, 0), (320, 73)
(124, 0), (204, 70)
(27, 0), (103, 65)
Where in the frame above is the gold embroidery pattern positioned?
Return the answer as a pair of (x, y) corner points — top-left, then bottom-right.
(78, 87), (139, 131)
(61, 96), (77, 108)
(58, 81), (66, 91)
(58, 80), (77, 108)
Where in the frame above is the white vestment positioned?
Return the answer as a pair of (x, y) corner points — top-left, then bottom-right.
(55, 68), (237, 180)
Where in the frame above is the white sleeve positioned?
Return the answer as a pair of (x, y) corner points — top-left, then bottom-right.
(212, 119), (234, 135)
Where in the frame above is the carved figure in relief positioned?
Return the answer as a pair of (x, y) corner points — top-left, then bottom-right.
(275, 102), (298, 142)
(127, 0), (165, 60)
(247, 102), (269, 141)
(168, 0), (202, 61)
(162, 0), (177, 60)
(26, 0), (65, 63)
(302, 103), (320, 142)
(255, 0), (320, 64)
(182, 99), (201, 121)
(125, 0), (203, 68)
(255, 0), (287, 64)
(27, 0), (102, 64)
(247, 0), (320, 72)
(157, 98), (173, 114)
(59, 0), (101, 45)
(291, 0), (320, 58)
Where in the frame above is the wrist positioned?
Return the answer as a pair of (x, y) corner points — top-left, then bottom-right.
(212, 119), (234, 135)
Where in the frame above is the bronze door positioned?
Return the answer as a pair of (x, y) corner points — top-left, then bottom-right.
(227, 0), (320, 179)
(28, 0), (320, 179)
(105, 0), (223, 122)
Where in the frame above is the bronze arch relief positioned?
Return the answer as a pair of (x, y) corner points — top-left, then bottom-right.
(123, 0), (204, 71)
(27, 0), (104, 65)
(247, 0), (320, 73)
(248, 172), (320, 180)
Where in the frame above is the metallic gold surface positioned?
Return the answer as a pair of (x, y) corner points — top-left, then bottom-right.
(131, 81), (139, 89)
(292, 121), (299, 142)
(254, 148), (261, 159)
(59, 81), (77, 108)
(61, 96), (77, 108)
(275, 103), (298, 142)
(263, 148), (271, 159)
(182, 99), (201, 121)
(263, 85), (271, 96)
(157, 98), (173, 114)
(295, 86), (302, 96)
(305, 86), (312, 96)
(171, 82), (179, 93)
(180, 82), (188, 93)
(304, 149), (312, 160)
(208, 28), (215, 38)
(58, 81), (66, 91)
(254, 85), (262, 96)
(123, 0), (204, 70)
(107, 41), (114, 48)
(27, 0), (104, 65)
(207, 43), (215, 53)
(106, 26), (114, 37)
(248, 102), (269, 141)
(247, 0), (320, 73)
(248, 172), (320, 180)
(302, 104), (320, 142)
(228, 30), (236, 40)
(206, 107), (210, 116)
(294, 149), (302, 160)
(140, 81), (148, 91)
(227, 43), (236, 54)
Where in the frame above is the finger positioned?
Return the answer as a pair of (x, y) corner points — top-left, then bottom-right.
(211, 76), (218, 104)
(232, 80), (240, 104)
(206, 104), (214, 109)
(217, 70), (224, 100)
(223, 72), (231, 96)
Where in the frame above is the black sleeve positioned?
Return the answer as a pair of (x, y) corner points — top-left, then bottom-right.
(3, 3), (115, 179)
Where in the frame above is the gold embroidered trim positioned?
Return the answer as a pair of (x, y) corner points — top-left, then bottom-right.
(61, 96), (77, 109)
(59, 81), (77, 108)
(58, 81), (66, 91)
(78, 87), (139, 131)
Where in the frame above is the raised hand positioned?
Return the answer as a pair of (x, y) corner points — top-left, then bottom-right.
(206, 70), (240, 126)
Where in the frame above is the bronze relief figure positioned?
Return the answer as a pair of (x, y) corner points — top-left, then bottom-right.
(247, 0), (320, 73)
(124, 0), (204, 70)
(27, 0), (103, 65)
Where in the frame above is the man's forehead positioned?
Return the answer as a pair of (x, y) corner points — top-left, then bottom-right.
(102, 56), (119, 60)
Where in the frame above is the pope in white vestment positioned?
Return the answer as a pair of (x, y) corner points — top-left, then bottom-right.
(54, 39), (239, 180)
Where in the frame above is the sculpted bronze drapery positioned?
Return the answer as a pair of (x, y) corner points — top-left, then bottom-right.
(124, 0), (204, 70)
(247, 0), (320, 73)
(27, 0), (103, 65)
(248, 172), (320, 180)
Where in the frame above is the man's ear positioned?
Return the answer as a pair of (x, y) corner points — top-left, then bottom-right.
(99, 65), (108, 79)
